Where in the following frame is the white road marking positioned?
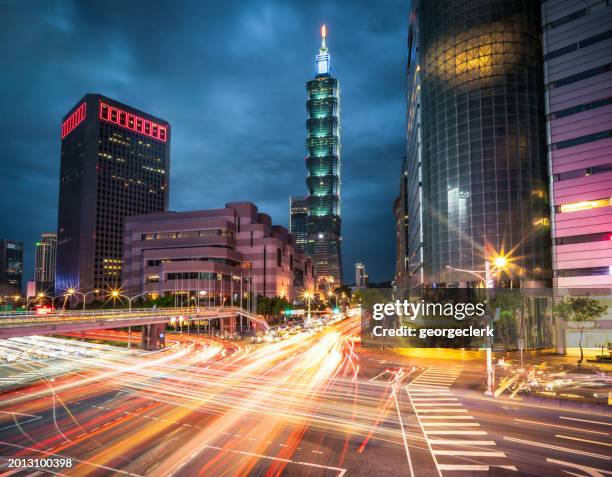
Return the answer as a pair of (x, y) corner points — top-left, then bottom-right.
(513, 418), (608, 436)
(422, 422), (480, 427)
(392, 386), (415, 477)
(413, 403), (463, 407)
(560, 416), (612, 427)
(437, 465), (489, 471)
(412, 398), (458, 402)
(428, 440), (496, 445)
(433, 450), (506, 457)
(0, 416), (43, 432)
(198, 444), (347, 476)
(419, 415), (473, 419)
(408, 391), (454, 396)
(556, 434), (612, 447)
(546, 458), (612, 477)
(504, 437), (611, 460)
(427, 431), (488, 435)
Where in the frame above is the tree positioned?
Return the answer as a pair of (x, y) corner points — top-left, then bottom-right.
(551, 296), (608, 365)
(334, 285), (352, 299)
(256, 296), (291, 324)
(496, 311), (516, 352)
(489, 291), (523, 352)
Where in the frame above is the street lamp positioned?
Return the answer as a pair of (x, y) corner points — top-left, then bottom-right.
(446, 253), (511, 397)
(302, 290), (314, 324)
(111, 290), (152, 349)
(65, 288), (100, 310)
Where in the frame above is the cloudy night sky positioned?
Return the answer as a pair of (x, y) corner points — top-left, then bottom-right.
(0, 0), (409, 285)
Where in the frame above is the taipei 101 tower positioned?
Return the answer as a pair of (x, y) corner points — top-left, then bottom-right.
(305, 25), (343, 288)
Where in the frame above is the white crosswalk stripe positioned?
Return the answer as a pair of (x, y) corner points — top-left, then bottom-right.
(407, 367), (517, 474)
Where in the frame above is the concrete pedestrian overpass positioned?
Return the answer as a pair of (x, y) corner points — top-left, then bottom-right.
(0, 307), (268, 350)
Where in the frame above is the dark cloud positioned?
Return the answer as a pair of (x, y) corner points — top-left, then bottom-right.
(0, 0), (409, 285)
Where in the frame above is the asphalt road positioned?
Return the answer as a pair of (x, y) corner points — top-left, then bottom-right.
(0, 319), (610, 477)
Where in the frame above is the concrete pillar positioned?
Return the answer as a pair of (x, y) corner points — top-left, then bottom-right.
(141, 323), (166, 351)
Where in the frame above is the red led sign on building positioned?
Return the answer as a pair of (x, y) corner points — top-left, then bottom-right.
(61, 102), (87, 139)
(99, 102), (167, 142)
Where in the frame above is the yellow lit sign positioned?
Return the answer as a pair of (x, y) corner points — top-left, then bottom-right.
(560, 198), (611, 213)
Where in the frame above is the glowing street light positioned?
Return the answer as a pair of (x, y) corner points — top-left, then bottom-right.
(493, 256), (507, 268)
(301, 290), (314, 324)
(64, 288), (100, 310)
(445, 250), (511, 397)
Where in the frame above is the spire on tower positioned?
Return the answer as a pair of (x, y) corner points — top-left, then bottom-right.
(321, 24), (327, 51)
(316, 24), (330, 76)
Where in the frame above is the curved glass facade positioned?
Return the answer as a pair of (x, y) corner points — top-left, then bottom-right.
(419, 0), (551, 287)
(305, 33), (342, 286)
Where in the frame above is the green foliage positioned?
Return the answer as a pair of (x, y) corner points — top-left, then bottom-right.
(495, 310), (516, 351)
(257, 296), (291, 317)
(552, 296), (608, 364)
(552, 296), (608, 325)
(489, 291), (522, 315)
(360, 289), (387, 311)
(334, 285), (352, 300)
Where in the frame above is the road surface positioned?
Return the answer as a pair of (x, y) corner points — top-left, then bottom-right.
(0, 318), (610, 476)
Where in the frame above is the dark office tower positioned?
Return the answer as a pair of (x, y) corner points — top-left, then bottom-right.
(396, 8), (423, 292)
(289, 196), (308, 253)
(56, 94), (170, 294)
(34, 232), (57, 293)
(542, 1), (612, 289)
(305, 25), (343, 288)
(417, 0), (551, 287)
(0, 240), (23, 297)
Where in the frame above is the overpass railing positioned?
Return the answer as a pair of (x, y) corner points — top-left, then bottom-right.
(0, 306), (269, 331)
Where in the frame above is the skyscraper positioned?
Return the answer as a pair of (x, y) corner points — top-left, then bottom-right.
(305, 25), (343, 288)
(396, 8), (423, 292)
(355, 262), (368, 288)
(0, 240), (23, 297)
(542, 0), (612, 289)
(410, 0), (551, 288)
(56, 94), (170, 295)
(34, 232), (56, 293)
(289, 196), (308, 254)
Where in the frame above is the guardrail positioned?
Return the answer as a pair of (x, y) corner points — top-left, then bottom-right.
(0, 306), (269, 332)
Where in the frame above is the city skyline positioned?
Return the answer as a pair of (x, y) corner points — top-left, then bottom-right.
(0, 0), (409, 286)
(0, 2), (611, 476)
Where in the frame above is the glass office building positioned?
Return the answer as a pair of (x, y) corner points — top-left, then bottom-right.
(305, 25), (343, 287)
(289, 196), (308, 254)
(543, 0), (612, 289)
(417, 0), (551, 287)
(0, 240), (23, 297)
(34, 232), (57, 293)
(56, 94), (170, 295)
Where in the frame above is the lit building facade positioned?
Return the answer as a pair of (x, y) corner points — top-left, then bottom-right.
(34, 232), (56, 293)
(542, 0), (612, 289)
(305, 25), (343, 288)
(123, 202), (314, 303)
(0, 240), (23, 297)
(289, 196), (308, 254)
(416, 0), (551, 287)
(355, 262), (368, 288)
(396, 8), (423, 292)
(56, 94), (170, 295)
